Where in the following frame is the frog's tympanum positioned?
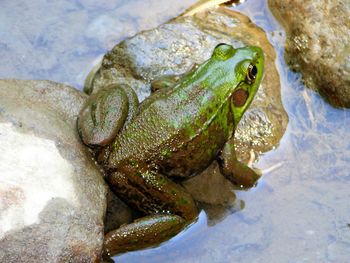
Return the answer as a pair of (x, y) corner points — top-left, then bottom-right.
(78, 44), (264, 257)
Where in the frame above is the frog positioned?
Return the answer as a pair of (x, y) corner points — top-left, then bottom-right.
(77, 43), (264, 257)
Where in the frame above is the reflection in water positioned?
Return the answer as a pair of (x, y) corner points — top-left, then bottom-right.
(181, 161), (244, 227)
(200, 201), (244, 226)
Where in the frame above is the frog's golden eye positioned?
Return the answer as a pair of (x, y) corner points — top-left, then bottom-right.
(246, 64), (257, 84)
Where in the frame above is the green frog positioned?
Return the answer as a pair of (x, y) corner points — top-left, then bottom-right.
(78, 43), (264, 257)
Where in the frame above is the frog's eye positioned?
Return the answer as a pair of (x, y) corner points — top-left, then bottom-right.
(246, 63), (258, 84)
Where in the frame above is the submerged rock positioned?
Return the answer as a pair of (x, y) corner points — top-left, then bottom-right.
(268, 0), (350, 108)
(86, 7), (288, 162)
(0, 79), (108, 262)
(182, 161), (243, 226)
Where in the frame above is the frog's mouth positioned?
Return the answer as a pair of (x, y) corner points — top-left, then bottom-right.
(232, 88), (249, 107)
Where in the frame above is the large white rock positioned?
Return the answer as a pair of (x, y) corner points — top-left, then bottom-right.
(0, 79), (107, 262)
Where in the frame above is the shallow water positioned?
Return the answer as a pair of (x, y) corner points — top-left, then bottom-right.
(1, 0), (350, 262)
(0, 0), (197, 88)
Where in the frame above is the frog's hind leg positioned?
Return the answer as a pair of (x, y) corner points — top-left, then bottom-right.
(103, 170), (198, 256)
(77, 83), (138, 146)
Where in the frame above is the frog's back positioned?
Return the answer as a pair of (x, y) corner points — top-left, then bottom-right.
(105, 44), (258, 173)
(107, 102), (176, 167)
(107, 86), (233, 175)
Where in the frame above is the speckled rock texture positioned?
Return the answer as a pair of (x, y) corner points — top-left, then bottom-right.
(0, 79), (107, 262)
(87, 7), (288, 161)
(269, 0), (350, 108)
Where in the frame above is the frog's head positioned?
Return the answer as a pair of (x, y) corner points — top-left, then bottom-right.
(212, 43), (264, 127)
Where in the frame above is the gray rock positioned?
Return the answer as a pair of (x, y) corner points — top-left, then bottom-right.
(268, 0), (350, 108)
(0, 79), (108, 262)
(104, 189), (133, 234)
(181, 161), (244, 226)
(182, 161), (236, 206)
(87, 7), (288, 162)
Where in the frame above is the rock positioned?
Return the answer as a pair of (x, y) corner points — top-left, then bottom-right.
(268, 0), (350, 108)
(181, 161), (244, 226)
(87, 7), (288, 162)
(182, 162), (236, 206)
(0, 79), (108, 262)
(104, 190), (133, 234)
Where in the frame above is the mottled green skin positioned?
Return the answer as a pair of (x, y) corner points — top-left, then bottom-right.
(108, 45), (263, 174)
(78, 44), (264, 256)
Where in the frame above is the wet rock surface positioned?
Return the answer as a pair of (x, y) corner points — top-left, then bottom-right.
(268, 0), (350, 108)
(0, 79), (108, 262)
(87, 7), (288, 162)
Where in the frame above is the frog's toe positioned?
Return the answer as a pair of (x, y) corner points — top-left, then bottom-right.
(259, 162), (284, 175)
(252, 166), (263, 177)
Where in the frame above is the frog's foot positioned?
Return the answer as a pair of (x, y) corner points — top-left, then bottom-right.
(260, 162), (284, 175)
(218, 142), (261, 188)
(103, 214), (186, 256)
(104, 170), (198, 256)
(77, 84), (138, 146)
(248, 150), (284, 175)
(247, 149), (256, 167)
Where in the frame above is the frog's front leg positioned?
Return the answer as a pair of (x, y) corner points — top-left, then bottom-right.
(103, 168), (198, 256)
(78, 83), (138, 146)
(218, 135), (261, 188)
